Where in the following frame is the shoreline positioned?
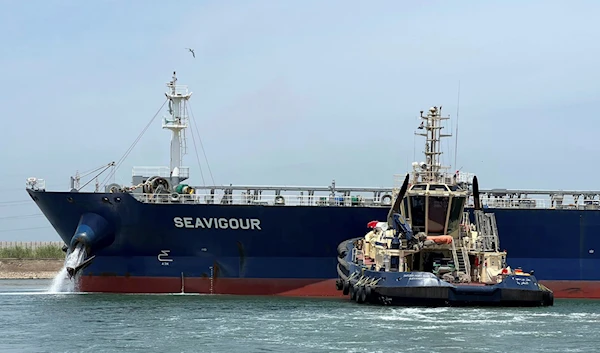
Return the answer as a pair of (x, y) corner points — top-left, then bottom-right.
(0, 259), (64, 279)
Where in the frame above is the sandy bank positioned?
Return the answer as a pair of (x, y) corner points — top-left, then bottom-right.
(0, 259), (64, 279)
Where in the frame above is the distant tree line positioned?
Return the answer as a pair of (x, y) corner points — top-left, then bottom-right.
(0, 245), (65, 259)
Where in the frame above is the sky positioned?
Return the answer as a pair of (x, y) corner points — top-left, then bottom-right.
(0, 0), (599, 241)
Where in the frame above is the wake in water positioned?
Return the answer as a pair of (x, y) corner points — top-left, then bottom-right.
(47, 243), (87, 293)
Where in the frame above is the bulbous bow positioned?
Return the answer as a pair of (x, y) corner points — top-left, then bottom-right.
(69, 212), (115, 254)
(66, 212), (115, 279)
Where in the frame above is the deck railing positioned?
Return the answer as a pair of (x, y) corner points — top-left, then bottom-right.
(131, 166), (190, 179)
(130, 192), (551, 209)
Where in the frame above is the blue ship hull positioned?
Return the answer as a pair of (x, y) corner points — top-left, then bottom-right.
(27, 189), (600, 298)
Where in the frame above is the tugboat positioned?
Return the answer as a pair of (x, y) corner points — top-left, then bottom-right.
(335, 106), (554, 307)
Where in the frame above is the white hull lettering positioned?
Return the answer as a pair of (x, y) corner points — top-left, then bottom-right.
(173, 217), (262, 230)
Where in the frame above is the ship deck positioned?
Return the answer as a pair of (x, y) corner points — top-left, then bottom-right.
(356, 254), (490, 286)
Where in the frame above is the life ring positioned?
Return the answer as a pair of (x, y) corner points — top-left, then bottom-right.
(381, 194), (393, 205)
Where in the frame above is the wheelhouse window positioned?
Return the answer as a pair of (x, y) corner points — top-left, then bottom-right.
(409, 196), (426, 232)
(446, 196), (466, 234)
(428, 184), (448, 191)
(427, 196), (449, 235)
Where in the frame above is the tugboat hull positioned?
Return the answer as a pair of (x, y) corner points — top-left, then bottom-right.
(336, 240), (554, 307)
(373, 285), (554, 307)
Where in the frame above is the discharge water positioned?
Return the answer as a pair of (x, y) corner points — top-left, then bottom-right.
(47, 243), (86, 293)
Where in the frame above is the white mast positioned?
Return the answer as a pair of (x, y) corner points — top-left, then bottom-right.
(414, 106), (452, 183)
(163, 71), (192, 178)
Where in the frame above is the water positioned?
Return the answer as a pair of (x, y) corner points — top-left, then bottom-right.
(48, 244), (86, 293)
(47, 267), (73, 293)
(1, 279), (599, 353)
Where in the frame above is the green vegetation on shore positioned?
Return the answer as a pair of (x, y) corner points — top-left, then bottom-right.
(0, 245), (65, 259)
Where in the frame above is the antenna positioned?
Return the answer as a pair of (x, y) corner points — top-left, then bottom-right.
(415, 106), (451, 183)
(453, 80), (461, 172)
(163, 71), (193, 178)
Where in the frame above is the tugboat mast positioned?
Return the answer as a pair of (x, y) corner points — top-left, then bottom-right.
(163, 71), (192, 180)
(413, 106), (452, 184)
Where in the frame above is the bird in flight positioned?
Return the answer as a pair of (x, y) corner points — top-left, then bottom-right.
(185, 48), (195, 58)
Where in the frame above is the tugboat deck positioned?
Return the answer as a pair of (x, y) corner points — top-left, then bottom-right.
(358, 254), (492, 287)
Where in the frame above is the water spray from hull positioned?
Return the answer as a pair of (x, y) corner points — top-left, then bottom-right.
(48, 243), (88, 293)
(47, 212), (115, 293)
(65, 212), (114, 280)
(66, 254), (96, 279)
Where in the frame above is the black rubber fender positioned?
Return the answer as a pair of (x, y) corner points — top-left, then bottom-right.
(337, 237), (362, 258)
(356, 286), (366, 304)
(342, 281), (350, 295)
(335, 278), (343, 291)
(349, 284), (356, 300)
(337, 256), (349, 271)
(355, 286), (363, 303)
(367, 292), (379, 304)
(337, 263), (349, 280)
(360, 287), (368, 303)
(364, 285), (372, 298)
(337, 240), (349, 257)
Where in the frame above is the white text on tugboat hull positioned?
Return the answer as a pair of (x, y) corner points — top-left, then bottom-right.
(173, 217), (262, 230)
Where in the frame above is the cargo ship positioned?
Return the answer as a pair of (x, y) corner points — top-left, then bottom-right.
(26, 72), (600, 298)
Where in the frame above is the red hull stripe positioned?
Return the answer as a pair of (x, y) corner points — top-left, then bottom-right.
(539, 281), (600, 299)
(79, 276), (600, 299)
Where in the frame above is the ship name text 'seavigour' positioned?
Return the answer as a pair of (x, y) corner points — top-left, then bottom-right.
(26, 72), (600, 298)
